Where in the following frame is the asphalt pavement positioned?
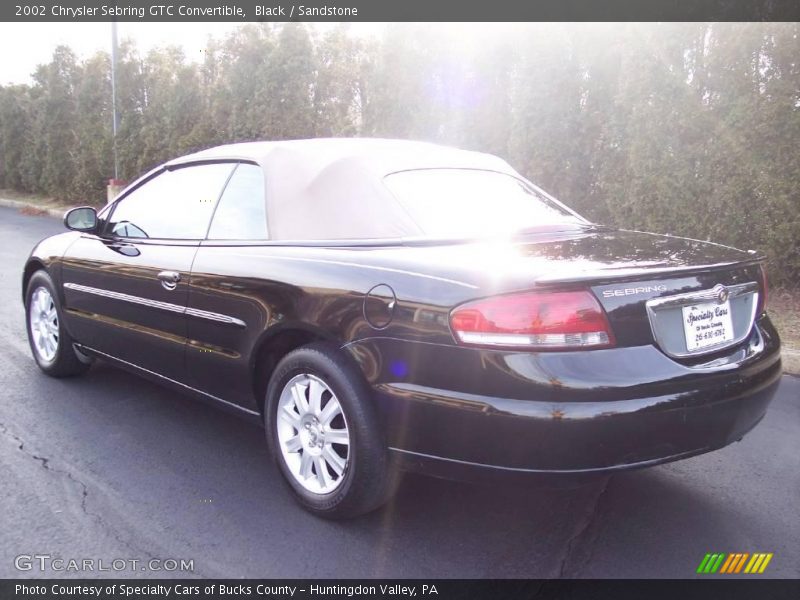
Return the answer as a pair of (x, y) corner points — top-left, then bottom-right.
(0, 205), (798, 579)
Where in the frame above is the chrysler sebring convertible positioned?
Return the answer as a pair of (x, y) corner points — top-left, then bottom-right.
(23, 139), (781, 518)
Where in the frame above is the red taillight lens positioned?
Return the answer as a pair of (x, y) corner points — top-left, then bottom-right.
(450, 290), (615, 350)
(758, 264), (768, 315)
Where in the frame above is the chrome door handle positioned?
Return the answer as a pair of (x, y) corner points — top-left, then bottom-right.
(157, 270), (181, 290)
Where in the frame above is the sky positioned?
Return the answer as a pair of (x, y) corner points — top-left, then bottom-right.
(0, 22), (387, 86)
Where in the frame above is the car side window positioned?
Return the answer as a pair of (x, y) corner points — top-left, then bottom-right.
(106, 163), (235, 240)
(207, 163), (268, 240)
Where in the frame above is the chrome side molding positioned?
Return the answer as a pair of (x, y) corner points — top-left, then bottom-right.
(645, 281), (758, 310)
(64, 282), (246, 328)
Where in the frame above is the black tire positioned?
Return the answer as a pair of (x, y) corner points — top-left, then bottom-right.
(25, 270), (90, 377)
(265, 342), (396, 519)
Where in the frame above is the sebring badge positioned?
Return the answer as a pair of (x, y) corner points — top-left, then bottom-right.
(602, 284), (667, 298)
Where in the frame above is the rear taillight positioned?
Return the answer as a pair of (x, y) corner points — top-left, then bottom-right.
(758, 264), (768, 315)
(449, 290), (615, 350)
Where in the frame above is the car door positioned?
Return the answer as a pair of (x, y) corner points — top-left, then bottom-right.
(61, 162), (236, 382)
(185, 162), (272, 410)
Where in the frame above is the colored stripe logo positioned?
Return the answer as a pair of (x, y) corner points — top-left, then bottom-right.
(697, 552), (773, 574)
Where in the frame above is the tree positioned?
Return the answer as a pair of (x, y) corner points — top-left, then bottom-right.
(0, 85), (32, 191)
(0, 24), (797, 284)
(312, 24), (363, 137)
(31, 46), (80, 196)
(72, 51), (113, 201)
(257, 23), (315, 140)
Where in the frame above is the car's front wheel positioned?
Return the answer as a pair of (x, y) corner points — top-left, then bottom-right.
(265, 343), (395, 518)
(25, 270), (90, 377)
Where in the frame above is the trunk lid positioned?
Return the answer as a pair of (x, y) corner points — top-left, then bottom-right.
(507, 226), (764, 358)
(349, 225), (765, 357)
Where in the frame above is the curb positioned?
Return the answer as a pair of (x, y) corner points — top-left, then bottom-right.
(0, 197), (64, 219)
(781, 348), (800, 377)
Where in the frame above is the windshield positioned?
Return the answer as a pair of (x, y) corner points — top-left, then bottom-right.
(383, 169), (584, 238)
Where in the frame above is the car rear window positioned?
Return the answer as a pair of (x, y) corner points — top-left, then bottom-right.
(383, 169), (583, 238)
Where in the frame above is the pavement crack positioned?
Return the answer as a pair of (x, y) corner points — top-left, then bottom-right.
(0, 421), (155, 561)
(557, 476), (612, 578)
(0, 421), (26, 452)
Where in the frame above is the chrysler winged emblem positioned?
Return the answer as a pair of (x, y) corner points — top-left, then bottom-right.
(713, 284), (729, 304)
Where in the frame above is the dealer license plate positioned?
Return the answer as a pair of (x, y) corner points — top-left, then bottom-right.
(682, 300), (734, 352)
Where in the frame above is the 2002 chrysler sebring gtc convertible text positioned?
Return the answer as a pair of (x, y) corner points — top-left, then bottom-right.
(22, 139), (782, 518)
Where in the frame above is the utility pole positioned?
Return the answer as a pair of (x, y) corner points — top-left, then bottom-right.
(110, 20), (119, 180)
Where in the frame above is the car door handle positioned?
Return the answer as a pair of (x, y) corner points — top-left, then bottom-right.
(157, 270), (181, 290)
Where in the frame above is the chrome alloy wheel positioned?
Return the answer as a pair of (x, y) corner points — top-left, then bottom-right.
(276, 373), (350, 494)
(29, 286), (59, 362)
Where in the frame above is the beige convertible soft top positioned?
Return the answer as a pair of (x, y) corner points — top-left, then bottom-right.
(167, 138), (521, 240)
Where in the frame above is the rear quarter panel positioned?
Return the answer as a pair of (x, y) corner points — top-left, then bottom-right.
(184, 243), (476, 408)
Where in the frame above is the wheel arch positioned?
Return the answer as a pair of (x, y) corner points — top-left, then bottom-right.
(250, 323), (342, 416)
(22, 259), (47, 303)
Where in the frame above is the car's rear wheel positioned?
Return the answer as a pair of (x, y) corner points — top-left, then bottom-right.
(25, 270), (90, 377)
(265, 342), (395, 518)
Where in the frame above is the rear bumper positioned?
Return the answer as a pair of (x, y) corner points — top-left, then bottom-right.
(347, 316), (782, 480)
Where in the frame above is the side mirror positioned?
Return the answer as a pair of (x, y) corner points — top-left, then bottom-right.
(64, 207), (98, 232)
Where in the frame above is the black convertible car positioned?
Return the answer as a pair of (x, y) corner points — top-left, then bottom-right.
(23, 138), (781, 518)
